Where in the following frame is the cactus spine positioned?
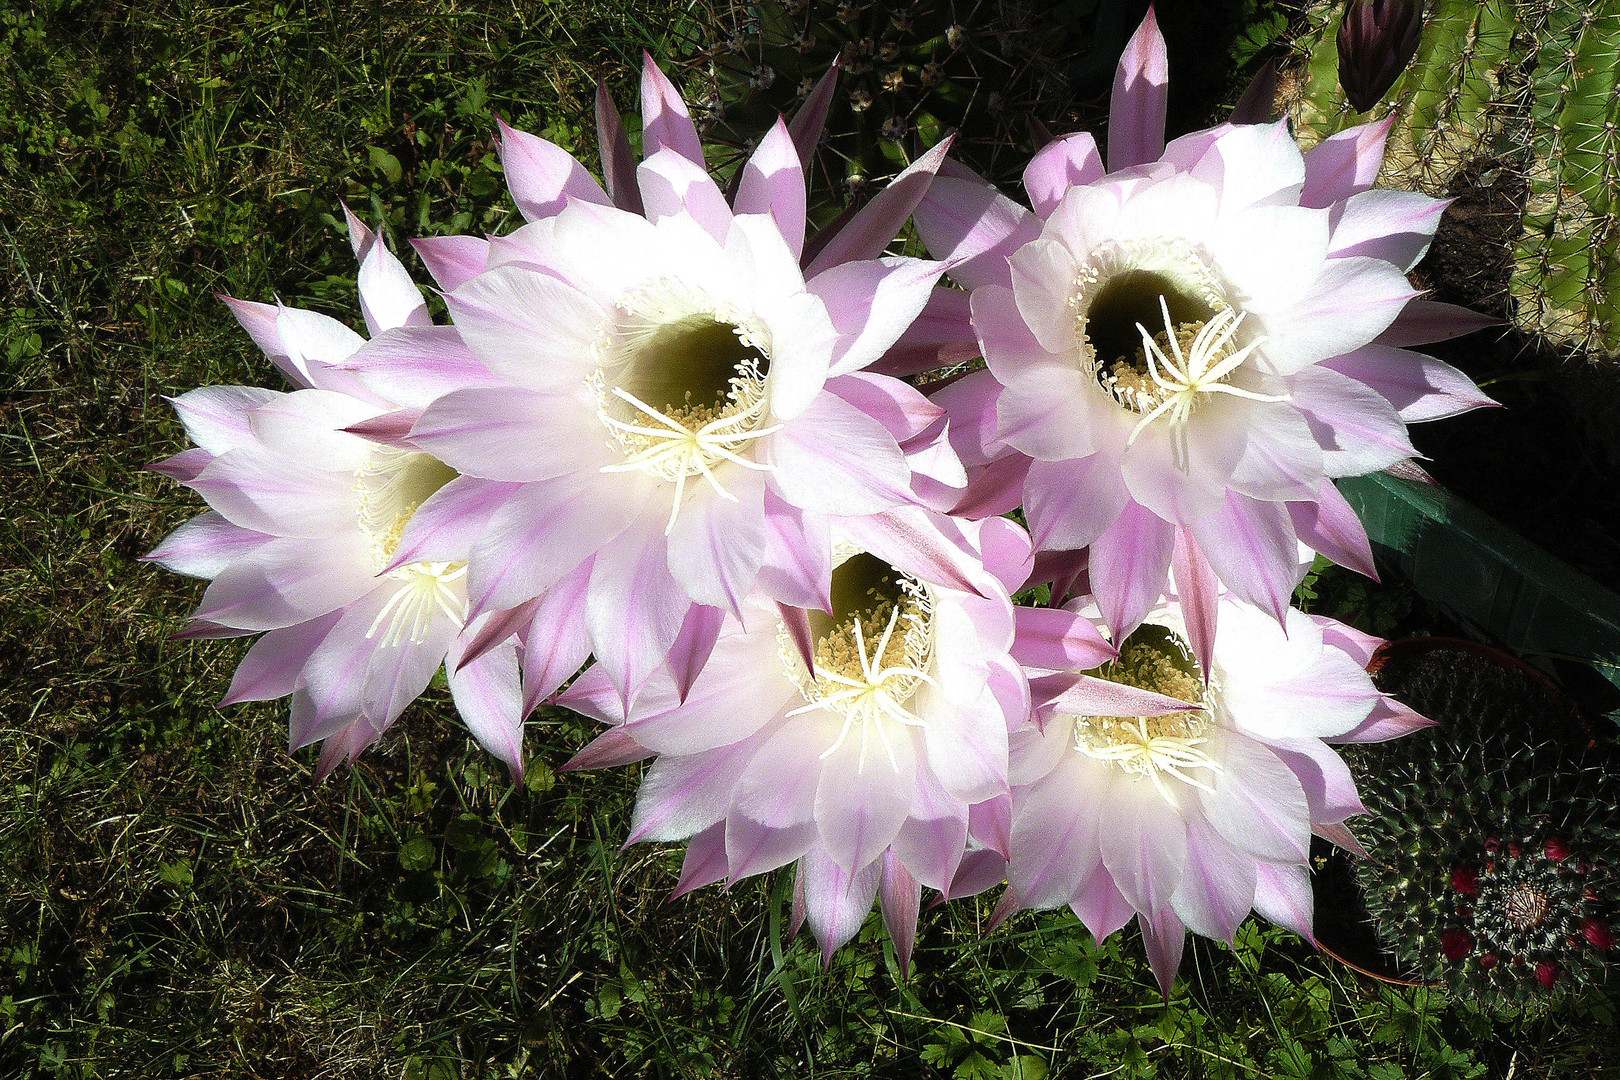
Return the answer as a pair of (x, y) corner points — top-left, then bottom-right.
(1280, 0), (1620, 359)
(1348, 646), (1616, 1008)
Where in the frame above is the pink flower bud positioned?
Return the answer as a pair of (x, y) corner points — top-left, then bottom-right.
(1450, 866), (1479, 896)
(1536, 960), (1560, 990)
(1441, 928), (1474, 961)
(1336, 0), (1425, 113)
(1545, 837), (1572, 862)
(1584, 917), (1614, 953)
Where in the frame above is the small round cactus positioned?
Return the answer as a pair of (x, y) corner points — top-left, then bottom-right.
(1349, 643), (1618, 1008)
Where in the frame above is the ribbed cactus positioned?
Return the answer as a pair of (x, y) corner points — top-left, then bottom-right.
(1510, 0), (1620, 357)
(1348, 645), (1617, 1007)
(680, 0), (1088, 205)
(1277, 0), (1523, 195)
(1279, 0), (1620, 359)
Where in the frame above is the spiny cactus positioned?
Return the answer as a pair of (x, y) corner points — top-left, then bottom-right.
(1279, 0), (1620, 359)
(1510, 0), (1620, 357)
(1276, 0), (1524, 195)
(1348, 645), (1617, 1008)
(680, 0), (1091, 206)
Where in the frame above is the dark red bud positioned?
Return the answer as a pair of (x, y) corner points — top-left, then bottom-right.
(1479, 952), (1499, 970)
(1450, 866), (1479, 896)
(1584, 917), (1614, 952)
(1536, 960), (1560, 990)
(1511, 954), (1524, 968)
(1545, 837), (1571, 861)
(1577, 860), (1593, 875)
(1336, 0), (1425, 113)
(1508, 841), (1522, 858)
(1441, 928), (1474, 961)
(1484, 837), (1500, 854)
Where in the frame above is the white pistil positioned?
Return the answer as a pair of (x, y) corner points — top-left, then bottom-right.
(365, 562), (469, 647)
(787, 601), (938, 774)
(598, 385), (780, 535)
(1074, 715), (1224, 806)
(1125, 297), (1290, 470)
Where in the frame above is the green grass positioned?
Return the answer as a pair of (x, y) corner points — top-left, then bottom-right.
(1, 1), (1616, 1076)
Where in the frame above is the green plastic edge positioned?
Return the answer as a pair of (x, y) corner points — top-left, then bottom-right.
(1338, 472), (1620, 701)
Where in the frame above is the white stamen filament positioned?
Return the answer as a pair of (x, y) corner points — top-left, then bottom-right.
(1126, 297), (1289, 470)
(782, 584), (938, 775)
(365, 562), (469, 647)
(597, 384), (781, 535)
(1074, 715), (1224, 807)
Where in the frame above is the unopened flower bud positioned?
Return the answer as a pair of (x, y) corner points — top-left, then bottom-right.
(1336, 0), (1424, 113)
(1584, 916), (1614, 952)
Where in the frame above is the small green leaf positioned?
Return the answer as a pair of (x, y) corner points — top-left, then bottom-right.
(368, 145), (403, 183)
(399, 835), (436, 871)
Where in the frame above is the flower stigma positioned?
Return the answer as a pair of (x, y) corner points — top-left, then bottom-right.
(1070, 624), (1223, 806)
(1070, 239), (1287, 471)
(592, 279), (781, 535)
(778, 552), (938, 774)
(354, 446), (467, 647)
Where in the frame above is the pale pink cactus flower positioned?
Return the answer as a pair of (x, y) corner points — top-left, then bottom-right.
(915, 5), (1494, 666)
(557, 509), (1052, 971)
(374, 58), (969, 713)
(147, 210), (526, 778)
(953, 589), (1433, 995)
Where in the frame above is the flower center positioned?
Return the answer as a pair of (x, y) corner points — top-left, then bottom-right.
(1069, 623), (1221, 805)
(1071, 240), (1284, 469)
(354, 446), (467, 647)
(778, 551), (937, 773)
(1501, 883), (1550, 932)
(591, 279), (780, 534)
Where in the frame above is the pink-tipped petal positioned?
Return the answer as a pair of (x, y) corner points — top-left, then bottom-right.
(586, 516), (695, 714)
(637, 148), (734, 244)
(1324, 344), (1495, 423)
(803, 138), (954, 277)
(1300, 116), (1395, 209)
(640, 52), (705, 167)
(913, 174), (1041, 291)
(1289, 480), (1377, 580)
(1172, 528), (1220, 679)
(521, 559), (595, 715)
(1089, 501), (1176, 641)
(813, 258), (949, 378)
(169, 385), (282, 455)
(880, 852), (922, 978)
(146, 510), (275, 580)
(756, 491), (832, 612)
(1331, 695), (1436, 743)
(1372, 299), (1500, 348)
(666, 466), (768, 614)
(787, 63), (840, 172)
(1252, 862), (1316, 945)
(668, 603), (725, 704)
(562, 726), (655, 771)
(446, 630), (526, 781)
(1172, 817), (1257, 944)
(1010, 606), (1116, 672)
(768, 393), (912, 516)
(454, 598), (537, 673)
(801, 845), (884, 964)
(1188, 494), (1299, 626)
(1138, 907), (1187, 998)
(595, 78), (644, 215)
(735, 117), (807, 257)
(671, 823), (729, 899)
(1108, 6), (1170, 171)
(1023, 132), (1105, 217)
(409, 235), (490, 292)
(220, 610), (343, 706)
(1313, 821), (1369, 859)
